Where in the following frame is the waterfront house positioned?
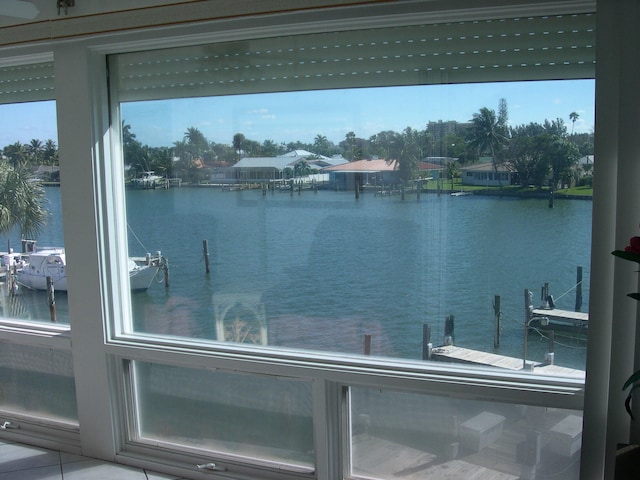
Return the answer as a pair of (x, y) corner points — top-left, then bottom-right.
(224, 150), (346, 183)
(461, 161), (514, 187)
(577, 155), (595, 179)
(322, 158), (400, 190)
(419, 160), (445, 179)
(33, 164), (60, 182)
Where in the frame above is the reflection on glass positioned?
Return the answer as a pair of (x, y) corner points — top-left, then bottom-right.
(0, 343), (77, 423)
(350, 387), (581, 479)
(123, 81), (593, 373)
(133, 361), (314, 469)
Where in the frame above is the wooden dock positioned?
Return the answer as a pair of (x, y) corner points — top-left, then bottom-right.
(431, 345), (585, 379)
(525, 280), (589, 336)
(530, 308), (588, 323)
(527, 305), (589, 337)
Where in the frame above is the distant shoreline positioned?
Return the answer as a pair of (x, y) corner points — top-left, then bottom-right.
(457, 188), (592, 201)
(43, 182), (593, 200)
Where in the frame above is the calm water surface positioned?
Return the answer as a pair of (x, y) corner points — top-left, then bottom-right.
(11, 187), (592, 369)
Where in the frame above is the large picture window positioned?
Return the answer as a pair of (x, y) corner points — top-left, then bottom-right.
(101, 9), (595, 479)
(111, 13), (594, 368)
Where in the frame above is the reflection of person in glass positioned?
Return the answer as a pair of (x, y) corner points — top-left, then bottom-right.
(142, 296), (199, 337)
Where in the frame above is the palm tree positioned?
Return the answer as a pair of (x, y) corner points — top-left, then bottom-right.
(468, 107), (508, 187)
(294, 159), (311, 177)
(345, 131), (356, 161)
(43, 139), (58, 166)
(27, 139), (44, 166)
(3, 142), (28, 168)
(0, 161), (48, 249)
(445, 160), (460, 191)
(233, 133), (246, 162)
(184, 127), (208, 159)
(313, 134), (330, 156)
(569, 111), (580, 134)
(390, 128), (421, 182)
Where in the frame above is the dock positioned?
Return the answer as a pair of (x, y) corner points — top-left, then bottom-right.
(526, 284), (588, 336)
(431, 345), (585, 379)
(530, 308), (588, 323)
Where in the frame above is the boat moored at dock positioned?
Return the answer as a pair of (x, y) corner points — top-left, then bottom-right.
(15, 248), (165, 292)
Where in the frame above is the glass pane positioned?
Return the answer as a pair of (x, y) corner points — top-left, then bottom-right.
(0, 343), (77, 423)
(132, 361), (314, 470)
(121, 78), (593, 373)
(116, 16), (594, 375)
(0, 100), (68, 325)
(349, 386), (581, 479)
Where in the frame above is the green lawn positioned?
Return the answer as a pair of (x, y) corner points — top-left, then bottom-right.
(422, 178), (593, 196)
(558, 185), (593, 196)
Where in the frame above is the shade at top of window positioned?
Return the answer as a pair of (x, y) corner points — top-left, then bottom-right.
(112, 12), (595, 103)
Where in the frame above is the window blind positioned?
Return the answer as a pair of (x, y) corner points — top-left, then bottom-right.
(113, 12), (595, 103)
(0, 61), (55, 104)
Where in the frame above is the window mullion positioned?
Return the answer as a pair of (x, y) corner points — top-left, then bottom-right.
(312, 379), (343, 479)
(54, 42), (118, 460)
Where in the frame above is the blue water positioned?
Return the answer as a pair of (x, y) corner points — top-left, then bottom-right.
(9, 187), (592, 369)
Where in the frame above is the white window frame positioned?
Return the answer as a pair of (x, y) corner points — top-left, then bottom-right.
(0, 51), (79, 452)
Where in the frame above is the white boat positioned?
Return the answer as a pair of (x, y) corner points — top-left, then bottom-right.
(451, 190), (471, 196)
(131, 171), (165, 189)
(16, 248), (164, 292)
(0, 252), (27, 295)
(0, 251), (27, 277)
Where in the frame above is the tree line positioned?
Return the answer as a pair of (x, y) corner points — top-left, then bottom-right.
(1, 139), (59, 180)
(0, 99), (594, 190)
(122, 100), (593, 189)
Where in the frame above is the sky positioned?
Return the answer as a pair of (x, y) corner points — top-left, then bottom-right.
(0, 79), (594, 149)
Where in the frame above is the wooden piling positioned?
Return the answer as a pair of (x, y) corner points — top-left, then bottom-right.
(8, 265), (17, 297)
(355, 181), (360, 199)
(422, 323), (432, 360)
(163, 257), (170, 288)
(523, 289), (529, 369)
(364, 334), (371, 355)
(47, 276), (56, 323)
(494, 295), (501, 348)
(202, 240), (210, 274)
(575, 266), (583, 312)
(444, 315), (454, 345)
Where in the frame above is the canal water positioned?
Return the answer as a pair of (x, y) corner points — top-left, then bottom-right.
(6, 186), (592, 370)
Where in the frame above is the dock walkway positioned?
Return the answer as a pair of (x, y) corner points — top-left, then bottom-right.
(431, 345), (585, 379)
(530, 308), (588, 323)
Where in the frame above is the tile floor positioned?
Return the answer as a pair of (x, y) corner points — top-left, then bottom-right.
(0, 440), (185, 480)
